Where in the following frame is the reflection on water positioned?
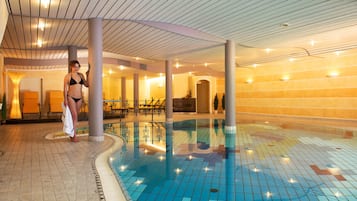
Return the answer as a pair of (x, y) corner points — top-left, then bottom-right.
(108, 119), (356, 201)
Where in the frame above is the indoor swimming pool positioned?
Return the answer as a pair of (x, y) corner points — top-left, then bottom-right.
(106, 119), (357, 201)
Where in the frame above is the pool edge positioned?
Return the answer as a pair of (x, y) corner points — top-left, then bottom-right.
(95, 133), (130, 201)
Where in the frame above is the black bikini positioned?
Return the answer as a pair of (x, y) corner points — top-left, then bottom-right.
(68, 73), (84, 102)
(69, 74), (84, 85)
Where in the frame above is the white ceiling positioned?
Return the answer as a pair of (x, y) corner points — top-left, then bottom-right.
(1, 0), (357, 76)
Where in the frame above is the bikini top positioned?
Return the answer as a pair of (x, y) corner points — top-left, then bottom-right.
(69, 73), (84, 85)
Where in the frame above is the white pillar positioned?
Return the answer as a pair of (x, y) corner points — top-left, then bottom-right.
(88, 18), (104, 142)
(165, 60), (173, 123)
(225, 40), (236, 131)
(0, 54), (4, 98)
(121, 77), (126, 108)
(68, 46), (77, 73)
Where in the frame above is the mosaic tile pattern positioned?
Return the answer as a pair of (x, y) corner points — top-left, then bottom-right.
(109, 120), (357, 201)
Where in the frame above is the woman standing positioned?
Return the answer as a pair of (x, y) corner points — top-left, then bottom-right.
(63, 60), (89, 142)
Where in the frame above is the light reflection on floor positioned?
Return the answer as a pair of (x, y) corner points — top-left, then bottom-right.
(107, 119), (357, 201)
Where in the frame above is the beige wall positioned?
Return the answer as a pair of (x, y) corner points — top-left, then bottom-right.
(236, 53), (357, 120)
(6, 69), (67, 114)
(0, 0), (8, 46)
(6, 52), (356, 121)
(173, 74), (189, 98)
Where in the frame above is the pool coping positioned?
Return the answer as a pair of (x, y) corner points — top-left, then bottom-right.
(95, 133), (131, 201)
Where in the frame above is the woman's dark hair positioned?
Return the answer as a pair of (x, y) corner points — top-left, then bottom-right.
(69, 60), (80, 67)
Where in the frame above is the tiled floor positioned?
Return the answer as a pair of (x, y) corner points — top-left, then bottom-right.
(0, 121), (113, 201)
(0, 113), (356, 201)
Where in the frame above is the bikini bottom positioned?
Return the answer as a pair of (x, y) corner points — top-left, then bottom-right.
(68, 96), (82, 103)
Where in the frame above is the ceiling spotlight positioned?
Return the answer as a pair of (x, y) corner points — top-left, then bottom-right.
(41, 0), (50, 8)
(204, 62), (208, 67)
(37, 39), (43, 47)
(327, 71), (339, 78)
(288, 58), (295, 62)
(335, 51), (342, 56)
(310, 40), (315, 46)
(265, 48), (271, 53)
(38, 21), (45, 31)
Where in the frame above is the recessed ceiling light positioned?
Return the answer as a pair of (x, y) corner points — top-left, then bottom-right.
(38, 21), (45, 31)
(335, 51), (342, 56)
(289, 58), (295, 62)
(41, 0), (50, 8)
(310, 40), (315, 46)
(327, 71), (339, 77)
(37, 39), (43, 47)
(265, 48), (271, 53)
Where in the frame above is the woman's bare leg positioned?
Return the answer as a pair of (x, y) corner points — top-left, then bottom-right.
(67, 97), (79, 142)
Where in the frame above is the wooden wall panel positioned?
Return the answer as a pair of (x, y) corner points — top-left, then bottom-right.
(235, 54), (357, 120)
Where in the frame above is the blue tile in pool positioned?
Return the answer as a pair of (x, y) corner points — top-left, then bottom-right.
(108, 119), (357, 201)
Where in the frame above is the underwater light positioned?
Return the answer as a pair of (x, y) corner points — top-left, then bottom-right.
(334, 192), (342, 197)
(119, 165), (127, 171)
(204, 167), (211, 172)
(281, 155), (290, 162)
(158, 155), (165, 161)
(288, 178), (297, 183)
(252, 167), (260, 172)
(266, 191), (273, 198)
(135, 179), (143, 185)
(245, 147), (253, 154)
(175, 168), (182, 174)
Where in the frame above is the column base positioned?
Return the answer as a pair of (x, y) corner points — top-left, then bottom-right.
(88, 135), (104, 142)
(225, 126), (237, 133)
(165, 118), (173, 123)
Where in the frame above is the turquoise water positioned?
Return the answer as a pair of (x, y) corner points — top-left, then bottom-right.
(107, 119), (357, 201)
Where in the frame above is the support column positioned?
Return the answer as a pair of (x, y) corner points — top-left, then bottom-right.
(88, 18), (103, 142)
(225, 40), (236, 131)
(165, 60), (173, 123)
(121, 77), (126, 108)
(0, 54), (4, 98)
(68, 46), (77, 73)
(133, 73), (139, 114)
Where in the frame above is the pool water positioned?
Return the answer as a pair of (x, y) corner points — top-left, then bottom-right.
(107, 119), (357, 201)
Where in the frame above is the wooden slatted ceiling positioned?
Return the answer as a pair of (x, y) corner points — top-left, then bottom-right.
(2, 0), (357, 69)
(103, 20), (219, 59)
(0, 49), (68, 60)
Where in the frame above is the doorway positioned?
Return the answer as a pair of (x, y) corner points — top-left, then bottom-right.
(196, 80), (209, 113)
